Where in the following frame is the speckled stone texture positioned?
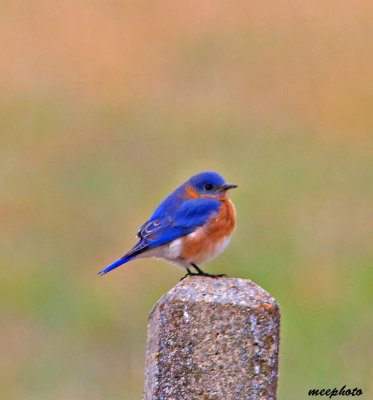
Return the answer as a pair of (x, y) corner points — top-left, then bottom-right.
(144, 277), (280, 400)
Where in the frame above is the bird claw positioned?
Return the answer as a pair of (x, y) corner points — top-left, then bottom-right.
(180, 271), (198, 281)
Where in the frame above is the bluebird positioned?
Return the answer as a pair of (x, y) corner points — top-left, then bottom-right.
(98, 172), (237, 279)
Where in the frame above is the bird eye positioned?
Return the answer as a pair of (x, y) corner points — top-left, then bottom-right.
(204, 184), (213, 190)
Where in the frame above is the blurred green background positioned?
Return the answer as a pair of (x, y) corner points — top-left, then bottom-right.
(1, 1), (372, 399)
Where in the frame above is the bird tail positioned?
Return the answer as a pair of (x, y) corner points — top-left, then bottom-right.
(98, 255), (134, 277)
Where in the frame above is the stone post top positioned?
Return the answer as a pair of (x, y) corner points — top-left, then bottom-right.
(151, 277), (279, 313)
(145, 277), (281, 400)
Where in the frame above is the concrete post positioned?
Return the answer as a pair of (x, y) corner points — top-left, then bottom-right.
(144, 277), (280, 400)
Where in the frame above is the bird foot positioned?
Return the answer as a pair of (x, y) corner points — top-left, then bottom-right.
(180, 269), (227, 281)
(180, 271), (199, 281)
(197, 272), (228, 278)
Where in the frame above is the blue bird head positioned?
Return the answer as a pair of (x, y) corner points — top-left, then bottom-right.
(187, 172), (237, 197)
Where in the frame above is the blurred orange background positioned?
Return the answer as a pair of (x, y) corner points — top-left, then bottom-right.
(1, 1), (372, 399)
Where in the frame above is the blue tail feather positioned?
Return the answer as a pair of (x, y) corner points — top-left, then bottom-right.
(98, 256), (133, 276)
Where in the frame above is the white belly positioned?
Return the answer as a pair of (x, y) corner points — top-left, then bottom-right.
(137, 238), (187, 268)
(138, 233), (233, 269)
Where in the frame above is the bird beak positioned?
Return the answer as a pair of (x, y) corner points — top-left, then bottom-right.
(221, 184), (238, 192)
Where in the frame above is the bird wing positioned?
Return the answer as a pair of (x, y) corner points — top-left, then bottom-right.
(127, 198), (221, 257)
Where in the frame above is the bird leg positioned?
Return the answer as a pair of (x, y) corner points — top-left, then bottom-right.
(190, 263), (227, 278)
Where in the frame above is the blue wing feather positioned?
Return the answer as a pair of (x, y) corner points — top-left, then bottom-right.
(137, 198), (221, 249)
(173, 198), (221, 228)
(98, 198), (221, 275)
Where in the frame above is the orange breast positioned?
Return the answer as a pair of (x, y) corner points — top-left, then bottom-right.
(180, 199), (236, 263)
